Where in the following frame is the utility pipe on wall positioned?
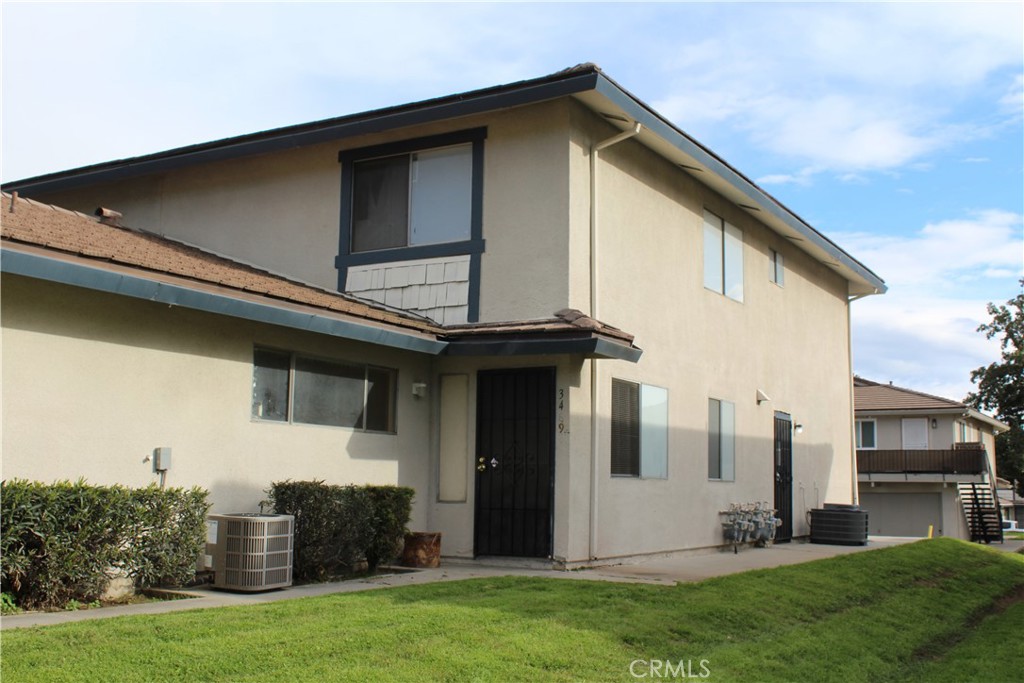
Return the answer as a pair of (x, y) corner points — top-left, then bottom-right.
(847, 291), (874, 505)
(588, 121), (642, 560)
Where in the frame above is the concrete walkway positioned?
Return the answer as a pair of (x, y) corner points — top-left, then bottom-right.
(5, 535), (1013, 631)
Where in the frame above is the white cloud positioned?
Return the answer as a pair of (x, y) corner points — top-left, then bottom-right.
(847, 209), (1023, 401)
(835, 209), (1023, 292)
(652, 3), (1022, 177)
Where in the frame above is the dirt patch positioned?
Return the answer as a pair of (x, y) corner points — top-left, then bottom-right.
(911, 583), (1024, 662)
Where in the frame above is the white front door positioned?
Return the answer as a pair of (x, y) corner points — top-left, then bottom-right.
(902, 418), (929, 450)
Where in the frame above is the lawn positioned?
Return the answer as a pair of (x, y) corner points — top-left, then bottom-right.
(2, 538), (1021, 682)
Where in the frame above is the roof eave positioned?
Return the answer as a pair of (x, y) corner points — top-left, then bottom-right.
(1, 246), (448, 355)
(580, 75), (886, 295)
(2, 64), (885, 295)
(1, 69), (602, 196)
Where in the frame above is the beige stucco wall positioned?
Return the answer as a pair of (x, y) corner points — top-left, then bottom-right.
(560, 103), (856, 559)
(32, 100), (574, 324)
(1, 274), (435, 523)
(17, 98), (866, 562)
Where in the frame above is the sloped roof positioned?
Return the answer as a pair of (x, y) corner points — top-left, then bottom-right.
(1, 192), (439, 334)
(1, 192), (640, 360)
(1, 63), (886, 296)
(853, 377), (1007, 432)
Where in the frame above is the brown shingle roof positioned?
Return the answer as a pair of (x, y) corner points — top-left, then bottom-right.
(853, 377), (966, 412)
(1, 193), (639, 356)
(1, 192), (440, 335)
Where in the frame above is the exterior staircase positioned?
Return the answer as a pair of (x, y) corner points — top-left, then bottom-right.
(957, 482), (1004, 543)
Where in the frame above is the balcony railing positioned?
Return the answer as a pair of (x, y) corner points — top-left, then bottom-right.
(857, 449), (987, 475)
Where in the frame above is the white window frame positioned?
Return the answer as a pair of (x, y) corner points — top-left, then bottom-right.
(611, 379), (669, 479)
(703, 210), (744, 302)
(855, 419), (877, 450)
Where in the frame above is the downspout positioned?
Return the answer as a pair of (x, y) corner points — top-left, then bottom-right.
(588, 122), (642, 560)
(847, 291), (874, 505)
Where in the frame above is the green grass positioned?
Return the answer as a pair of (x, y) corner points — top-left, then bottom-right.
(2, 538), (1022, 682)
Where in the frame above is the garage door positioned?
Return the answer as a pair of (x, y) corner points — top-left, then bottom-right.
(859, 492), (943, 537)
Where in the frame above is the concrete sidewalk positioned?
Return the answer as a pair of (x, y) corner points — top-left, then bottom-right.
(0, 535), (992, 631)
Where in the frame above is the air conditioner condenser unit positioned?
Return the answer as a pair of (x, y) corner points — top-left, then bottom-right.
(207, 513), (294, 591)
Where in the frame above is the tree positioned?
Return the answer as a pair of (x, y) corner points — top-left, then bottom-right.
(965, 281), (1024, 496)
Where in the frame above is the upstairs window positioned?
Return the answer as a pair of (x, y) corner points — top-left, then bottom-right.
(855, 419), (876, 449)
(770, 248), (785, 286)
(252, 348), (396, 433)
(352, 144), (473, 252)
(703, 210), (744, 302)
(611, 379), (668, 479)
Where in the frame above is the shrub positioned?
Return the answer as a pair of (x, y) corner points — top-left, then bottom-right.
(363, 485), (415, 570)
(0, 479), (209, 610)
(268, 481), (413, 581)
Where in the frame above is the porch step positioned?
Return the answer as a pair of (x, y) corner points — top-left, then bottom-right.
(957, 482), (1004, 544)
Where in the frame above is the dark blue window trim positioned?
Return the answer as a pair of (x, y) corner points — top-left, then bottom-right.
(337, 127), (486, 322)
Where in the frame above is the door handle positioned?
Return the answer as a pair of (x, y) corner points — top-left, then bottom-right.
(477, 457), (487, 472)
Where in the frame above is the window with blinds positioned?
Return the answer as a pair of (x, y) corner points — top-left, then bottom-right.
(611, 379), (668, 479)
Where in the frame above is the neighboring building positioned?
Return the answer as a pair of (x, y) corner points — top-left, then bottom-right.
(995, 478), (1023, 523)
(854, 377), (1007, 541)
(2, 64), (886, 565)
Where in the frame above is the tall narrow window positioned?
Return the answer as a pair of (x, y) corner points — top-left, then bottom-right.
(708, 398), (736, 481)
(770, 248), (785, 286)
(611, 379), (669, 479)
(611, 379), (640, 476)
(703, 210), (743, 302)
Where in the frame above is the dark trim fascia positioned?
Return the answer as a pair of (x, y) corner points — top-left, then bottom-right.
(335, 239), (486, 269)
(1, 248), (446, 355)
(4, 73), (598, 195)
(444, 335), (642, 362)
(591, 75), (886, 294)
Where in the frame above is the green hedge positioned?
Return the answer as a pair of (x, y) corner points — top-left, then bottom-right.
(1, 479), (209, 610)
(268, 481), (414, 581)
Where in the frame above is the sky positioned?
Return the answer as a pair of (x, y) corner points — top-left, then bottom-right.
(2, 1), (1022, 405)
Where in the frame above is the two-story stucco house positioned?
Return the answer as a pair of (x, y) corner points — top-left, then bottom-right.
(854, 377), (1007, 542)
(2, 64), (886, 565)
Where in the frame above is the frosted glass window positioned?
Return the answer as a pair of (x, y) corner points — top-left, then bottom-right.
(703, 210), (743, 302)
(365, 367), (396, 433)
(771, 249), (785, 286)
(410, 145), (472, 245)
(703, 211), (724, 293)
(724, 221), (744, 302)
(293, 357), (365, 428)
(438, 374), (469, 502)
(708, 398), (736, 481)
(253, 348), (396, 433)
(252, 349), (290, 421)
(640, 385), (669, 479)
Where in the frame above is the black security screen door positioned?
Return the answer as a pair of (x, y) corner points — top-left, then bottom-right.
(774, 412), (794, 543)
(474, 367), (555, 557)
